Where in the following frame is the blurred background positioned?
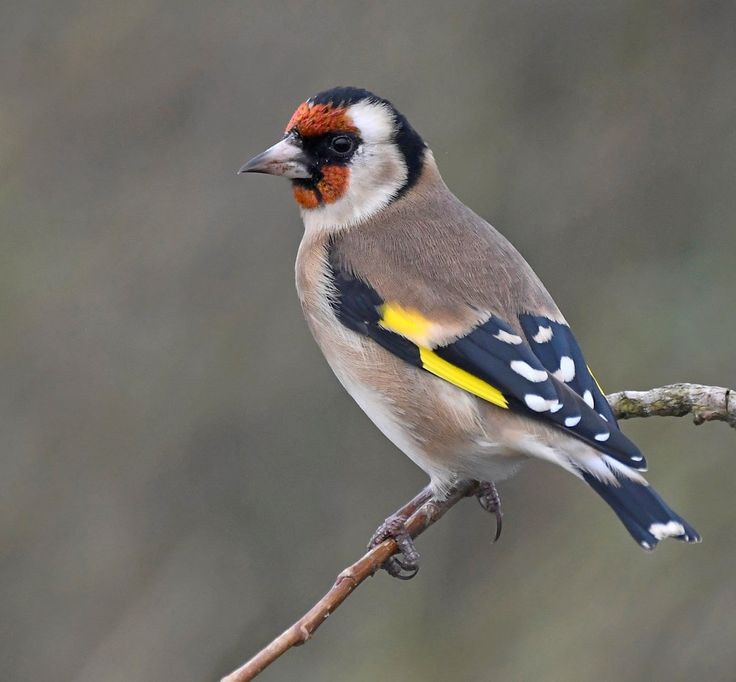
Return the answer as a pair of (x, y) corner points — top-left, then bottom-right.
(2, 2), (735, 681)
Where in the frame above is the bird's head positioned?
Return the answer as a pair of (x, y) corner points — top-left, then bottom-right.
(239, 87), (427, 228)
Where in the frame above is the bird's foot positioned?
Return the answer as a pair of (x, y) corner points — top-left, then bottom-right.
(368, 515), (421, 580)
(477, 480), (503, 542)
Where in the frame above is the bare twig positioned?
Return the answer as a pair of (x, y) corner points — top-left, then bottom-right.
(608, 383), (735, 427)
(221, 482), (477, 682)
(221, 382), (734, 682)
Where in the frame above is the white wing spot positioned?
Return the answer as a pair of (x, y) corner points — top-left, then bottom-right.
(649, 521), (686, 540)
(583, 389), (594, 408)
(565, 415), (581, 427)
(524, 394), (561, 412)
(494, 330), (523, 345)
(550, 401), (563, 413)
(532, 325), (553, 343)
(510, 360), (548, 383)
(599, 413), (608, 422)
(552, 356), (575, 382)
(594, 431), (610, 442)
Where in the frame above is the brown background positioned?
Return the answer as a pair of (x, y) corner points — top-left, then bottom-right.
(2, 2), (735, 681)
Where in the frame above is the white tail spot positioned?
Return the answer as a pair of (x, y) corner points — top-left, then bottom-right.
(649, 521), (686, 540)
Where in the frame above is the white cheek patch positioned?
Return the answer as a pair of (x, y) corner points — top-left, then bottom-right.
(347, 100), (395, 144)
(302, 104), (410, 233)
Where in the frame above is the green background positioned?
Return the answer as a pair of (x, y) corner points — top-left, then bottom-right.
(2, 2), (735, 681)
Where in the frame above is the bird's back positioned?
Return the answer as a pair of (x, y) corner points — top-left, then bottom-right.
(324, 155), (565, 335)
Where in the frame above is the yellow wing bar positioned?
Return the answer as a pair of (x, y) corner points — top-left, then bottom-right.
(378, 303), (435, 345)
(418, 347), (509, 409)
(379, 302), (509, 409)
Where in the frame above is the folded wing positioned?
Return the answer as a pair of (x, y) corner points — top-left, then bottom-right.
(328, 256), (646, 471)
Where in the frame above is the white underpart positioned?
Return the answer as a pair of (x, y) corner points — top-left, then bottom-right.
(524, 394), (561, 412)
(510, 361), (548, 382)
(494, 330), (523, 344)
(301, 101), (409, 234)
(553, 356), (575, 382)
(583, 389), (594, 407)
(570, 450), (613, 482)
(602, 455), (647, 483)
(574, 451), (645, 485)
(533, 325), (553, 343)
(339, 374), (446, 487)
(511, 436), (642, 486)
(514, 436), (579, 476)
(565, 415), (581, 427)
(649, 521), (685, 540)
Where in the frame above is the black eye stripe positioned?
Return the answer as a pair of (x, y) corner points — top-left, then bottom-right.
(299, 132), (361, 167)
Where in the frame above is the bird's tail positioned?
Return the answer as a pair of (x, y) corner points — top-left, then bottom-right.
(582, 472), (701, 550)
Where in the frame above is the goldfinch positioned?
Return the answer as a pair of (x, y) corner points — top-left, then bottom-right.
(240, 87), (700, 572)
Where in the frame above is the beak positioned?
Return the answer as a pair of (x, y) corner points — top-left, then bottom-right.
(237, 135), (312, 179)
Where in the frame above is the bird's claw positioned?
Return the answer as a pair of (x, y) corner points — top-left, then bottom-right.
(477, 480), (503, 542)
(368, 515), (421, 580)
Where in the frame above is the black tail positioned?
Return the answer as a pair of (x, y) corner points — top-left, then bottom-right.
(583, 472), (701, 550)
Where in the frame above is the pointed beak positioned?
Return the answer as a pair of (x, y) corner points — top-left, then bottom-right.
(237, 136), (312, 179)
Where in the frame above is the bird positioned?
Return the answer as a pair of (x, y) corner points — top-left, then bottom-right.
(239, 86), (700, 576)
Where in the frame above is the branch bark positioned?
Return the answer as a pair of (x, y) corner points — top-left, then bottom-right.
(607, 383), (735, 427)
(221, 382), (734, 682)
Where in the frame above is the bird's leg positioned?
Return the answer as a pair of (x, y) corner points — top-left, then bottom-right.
(368, 515), (421, 579)
(367, 485), (434, 580)
(476, 480), (503, 542)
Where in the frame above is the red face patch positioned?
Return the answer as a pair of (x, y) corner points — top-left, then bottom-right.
(285, 102), (358, 137)
(285, 101), (357, 209)
(292, 184), (320, 209)
(292, 165), (350, 209)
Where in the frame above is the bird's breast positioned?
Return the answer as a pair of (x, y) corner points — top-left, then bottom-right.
(294, 232), (514, 490)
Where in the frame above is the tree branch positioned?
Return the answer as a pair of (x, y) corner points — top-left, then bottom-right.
(221, 382), (734, 682)
(607, 383), (735, 427)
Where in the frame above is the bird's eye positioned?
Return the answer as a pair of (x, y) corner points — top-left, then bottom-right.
(329, 135), (355, 155)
